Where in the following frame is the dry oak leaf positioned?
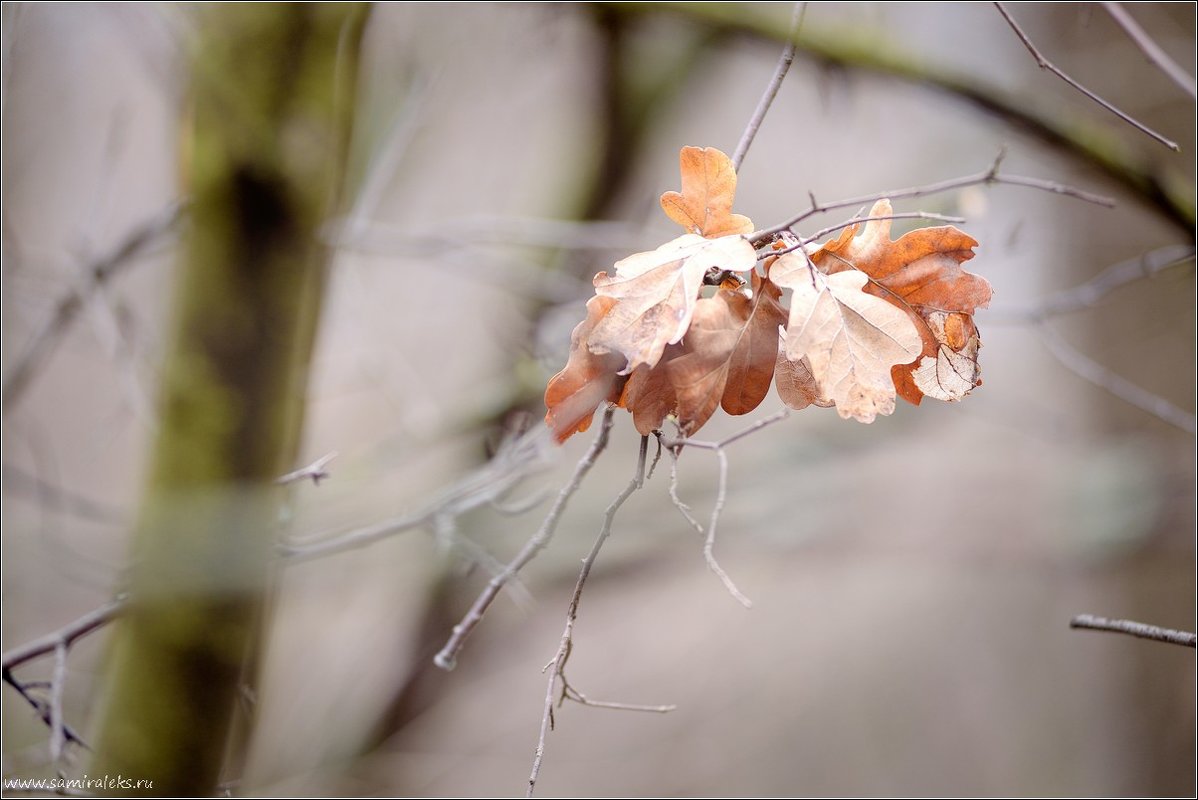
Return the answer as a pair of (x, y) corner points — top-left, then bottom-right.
(775, 344), (833, 411)
(664, 286), (751, 436)
(660, 146), (754, 238)
(721, 273), (788, 416)
(589, 233), (756, 374)
(811, 199), (990, 405)
(771, 254), (922, 423)
(618, 353), (679, 437)
(544, 295), (627, 443)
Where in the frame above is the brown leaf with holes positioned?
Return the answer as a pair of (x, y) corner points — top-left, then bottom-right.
(660, 146), (754, 238)
(544, 295), (627, 442)
(810, 199), (990, 405)
(771, 254), (923, 423)
(589, 233), (756, 374)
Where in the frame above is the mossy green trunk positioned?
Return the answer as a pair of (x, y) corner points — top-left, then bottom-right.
(90, 6), (367, 794)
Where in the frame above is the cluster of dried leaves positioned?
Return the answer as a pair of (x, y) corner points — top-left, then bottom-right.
(545, 146), (993, 441)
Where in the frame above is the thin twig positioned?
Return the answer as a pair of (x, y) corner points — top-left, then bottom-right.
(528, 435), (648, 798)
(434, 408), (616, 671)
(1070, 614), (1197, 648)
(1034, 321), (1197, 434)
(703, 449), (751, 608)
(2, 201), (185, 410)
(666, 445), (704, 535)
(731, 1), (806, 171)
(561, 682), (676, 713)
(1102, 3), (1197, 99)
(781, 211), (966, 255)
(752, 150), (1114, 240)
(994, 2), (1179, 150)
(275, 451), (338, 486)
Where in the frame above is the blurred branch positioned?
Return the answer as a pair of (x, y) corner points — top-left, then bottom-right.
(1070, 614), (1197, 648)
(989, 245), (1195, 321)
(753, 149), (1115, 242)
(993, 2), (1179, 150)
(1102, 3), (1197, 99)
(613, 2), (1195, 237)
(1033, 320), (1196, 434)
(528, 434), (649, 798)
(275, 451), (338, 487)
(1, 201), (184, 412)
(434, 408), (615, 671)
(731, 1), (806, 171)
(1, 463), (128, 526)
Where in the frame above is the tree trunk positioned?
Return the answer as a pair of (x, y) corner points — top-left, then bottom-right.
(89, 6), (368, 794)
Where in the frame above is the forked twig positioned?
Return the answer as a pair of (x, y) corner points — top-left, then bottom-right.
(1070, 614), (1197, 648)
(528, 435), (650, 797)
(994, 2), (1179, 150)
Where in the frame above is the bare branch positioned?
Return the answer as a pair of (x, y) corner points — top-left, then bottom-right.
(1034, 321), (1196, 434)
(1103, 3), (1197, 99)
(434, 408), (616, 671)
(2, 201), (185, 411)
(49, 642), (67, 762)
(528, 434), (648, 797)
(752, 152), (1115, 240)
(731, 1), (806, 171)
(2, 598), (125, 671)
(1070, 614), (1197, 648)
(993, 3), (1179, 150)
(275, 451), (338, 486)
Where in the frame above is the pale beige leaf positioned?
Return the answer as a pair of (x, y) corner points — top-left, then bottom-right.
(775, 345), (832, 411)
(771, 254), (922, 423)
(589, 233), (756, 373)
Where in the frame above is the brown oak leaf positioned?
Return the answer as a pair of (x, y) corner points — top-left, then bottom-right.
(665, 287), (750, 435)
(543, 295), (627, 443)
(619, 350), (680, 436)
(660, 146), (754, 238)
(589, 233), (756, 374)
(810, 199), (990, 404)
(771, 254), (923, 423)
(721, 273), (788, 416)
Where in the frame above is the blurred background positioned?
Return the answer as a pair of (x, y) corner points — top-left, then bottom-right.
(2, 3), (1194, 796)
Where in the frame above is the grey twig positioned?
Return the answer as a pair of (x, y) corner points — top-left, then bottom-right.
(275, 451), (338, 486)
(2, 597), (126, 752)
(659, 412), (789, 606)
(434, 409), (616, 671)
(1034, 321), (1196, 434)
(2, 201), (185, 411)
(1070, 614), (1197, 648)
(753, 150), (1114, 240)
(1103, 3), (1196, 99)
(731, 1), (806, 171)
(561, 682), (675, 714)
(528, 434), (648, 798)
(994, 2), (1179, 150)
